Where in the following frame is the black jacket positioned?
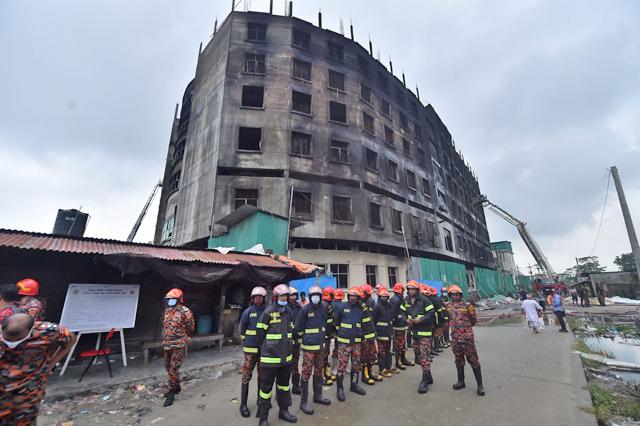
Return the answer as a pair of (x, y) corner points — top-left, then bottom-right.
(239, 303), (267, 353)
(404, 295), (436, 338)
(389, 293), (407, 330)
(256, 303), (295, 367)
(373, 299), (392, 340)
(295, 302), (328, 352)
(334, 301), (364, 344)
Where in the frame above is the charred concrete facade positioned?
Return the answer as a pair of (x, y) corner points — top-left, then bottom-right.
(155, 10), (494, 288)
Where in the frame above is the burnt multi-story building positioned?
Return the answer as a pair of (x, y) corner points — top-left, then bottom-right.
(154, 9), (495, 290)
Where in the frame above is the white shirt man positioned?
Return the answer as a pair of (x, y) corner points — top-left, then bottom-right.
(521, 298), (543, 333)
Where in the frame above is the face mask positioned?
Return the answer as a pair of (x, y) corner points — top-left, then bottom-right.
(277, 300), (288, 307)
(1, 328), (33, 349)
(311, 295), (321, 304)
(167, 298), (178, 307)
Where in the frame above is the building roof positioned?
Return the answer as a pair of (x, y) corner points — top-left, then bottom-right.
(216, 205), (305, 228)
(0, 228), (292, 269)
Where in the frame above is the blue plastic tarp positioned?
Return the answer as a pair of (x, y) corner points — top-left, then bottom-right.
(414, 279), (445, 296)
(289, 275), (337, 296)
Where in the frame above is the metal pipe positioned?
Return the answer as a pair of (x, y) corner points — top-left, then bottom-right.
(318, 11), (322, 28)
(611, 166), (640, 279)
(286, 185), (294, 257)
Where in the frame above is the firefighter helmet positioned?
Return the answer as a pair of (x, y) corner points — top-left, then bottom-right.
(273, 284), (290, 296)
(165, 288), (184, 303)
(392, 283), (404, 294)
(308, 286), (322, 296)
(289, 286), (299, 295)
(406, 280), (420, 290)
(322, 286), (335, 301)
(334, 288), (345, 300)
(251, 286), (267, 298)
(16, 278), (40, 296)
(448, 285), (463, 294)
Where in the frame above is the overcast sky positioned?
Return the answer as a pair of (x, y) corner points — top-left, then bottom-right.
(1, 0), (639, 273)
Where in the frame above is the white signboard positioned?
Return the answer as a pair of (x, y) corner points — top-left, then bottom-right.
(60, 284), (140, 332)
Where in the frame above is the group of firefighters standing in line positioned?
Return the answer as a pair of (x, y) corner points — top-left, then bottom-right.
(223, 280), (485, 426)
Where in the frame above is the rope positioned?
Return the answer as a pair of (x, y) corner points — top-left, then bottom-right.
(589, 170), (612, 256)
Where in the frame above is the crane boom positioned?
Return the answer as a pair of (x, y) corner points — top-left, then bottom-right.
(479, 195), (555, 276)
(127, 180), (162, 242)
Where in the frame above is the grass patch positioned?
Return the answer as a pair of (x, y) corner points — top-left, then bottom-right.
(616, 323), (640, 338)
(575, 339), (594, 354)
(588, 382), (640, 423)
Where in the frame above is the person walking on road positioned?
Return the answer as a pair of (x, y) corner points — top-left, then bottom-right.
(552, 289), (568, 333)
(295, 286), (331, 415)
(0, 313), (77, 425)
(333, 287), (367, 402)
(255, 284), (297, 426)
(446, 285), (485, 396)
(404, 281), (436, 394)
(389, 282), (413, 371)
(570, 288), (578, 306)
(162, 288), (195, 407)
(521, 294), (543, 334)
(16, 278), (46, 321)
(238, 286), (268, 418)
(288, 287), (302, 396)
(597, 287), (606, 307)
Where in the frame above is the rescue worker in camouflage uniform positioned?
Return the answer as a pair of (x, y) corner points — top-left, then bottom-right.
(405, 281), (435, 394)
(360, 285), (380, 384)
(446, 285), (485, 396)
(389, 282), (412, 371)
(320, 287), (336, 386)
(373, 286), (393, 378)
(288, 287), (302, 395)
(255, 284), (297, 425)
(16, 279), (46, 321)
(333, 287), (366, 401)
(0, 313), (76, 425)
(162, 288), (195, 407)
(238, 286), (268, 418)
(329, 288), (345, 376)
(432, 287), (447, 353)
(295, 286), (331, 415)
(0, 284), (24, 325)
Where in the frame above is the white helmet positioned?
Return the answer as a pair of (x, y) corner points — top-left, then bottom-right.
(289, 286), (299, 295)
(273, 284), (290, 296)
(251, 286), (267, 298)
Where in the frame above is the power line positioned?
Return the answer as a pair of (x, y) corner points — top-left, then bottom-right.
(589, 170), (612, 256)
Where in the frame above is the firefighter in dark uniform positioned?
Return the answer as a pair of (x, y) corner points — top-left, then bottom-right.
(360, 284), (380, 384)
(333, 287), (366, 401)
(288, 286), (302, 395)
(390, 282), (413, 371)
(405, 281), (436, 394)
(430, 287), (447, 354)
(238, 286), (267, 418)
(373, 286), (393, 378)
(329, 288), (345, 376)
(295, 286), (331, 415)
(321, 287), (336, 386)
(255, 284), (297, 425)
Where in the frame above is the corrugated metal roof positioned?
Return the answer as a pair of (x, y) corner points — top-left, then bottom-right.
(0, 229), (291, 269)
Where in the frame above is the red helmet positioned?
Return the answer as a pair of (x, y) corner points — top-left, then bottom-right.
(347, 287), (363, 298)
(16, 278), (40, 296)
(251, 286), (267, 298)
(308, 286), (322, 296)
(419, 284), (429, 295)
(322, 287), (335, 301)
(165, 288), (184, 303)
(334, 288), (345, 300)
(448, 285), (463, 294)
(378, 287), (390, 298)
(360, 285), (373, 296)
(392, 283), (404, 294)
(406, 280), (420, 290)
(273, 284), (290, 296)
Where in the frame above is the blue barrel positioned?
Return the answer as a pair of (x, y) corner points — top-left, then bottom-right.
(197, 314), (213, 335)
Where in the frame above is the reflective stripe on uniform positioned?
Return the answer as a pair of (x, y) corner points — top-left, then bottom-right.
(376, 322), (389, 326)
(257, 323), (268, 329)
(340, 323), (353, 329)
(259, 390), (272, 399)
(377, 336), (390, 341)
(261, 356), (282, 363)
(364, 333), (376, 339)
(425, 304), (434, 312)
(393, 326), (408, 331)
(287, 333), (293, 339)
(400, 304), (407, 311)
(301, 344), (321, 351)
(277, 384), (291, 391)
(326, 319), (334, 324)
(266, 333), (282, 340)
(271, 319), (281, 323)
(362, 317), (371, 323)
(285, 354), (293, 362)
(417, 331), (432, 336)
(243, 347), (259, 353)
(245, 329), (257, 336)
(305, 328), (320, 334)
(337, 337), (350, 344)
(354, 337), (362, 342)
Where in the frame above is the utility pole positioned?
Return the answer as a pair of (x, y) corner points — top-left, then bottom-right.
(610, 166), (640, 280)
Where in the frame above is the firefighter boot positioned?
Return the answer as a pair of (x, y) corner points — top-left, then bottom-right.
(239, 383), (250, 417)
(473, 366), (485, 396)
(336, 375), (346, 402)
(427, 370), (434, 384)
(401, 351), (415, 367)
(434, 339), (444, 353)
(163, 391), (175, 407)
(291, 373), (301, 395)
(453, 365), (466, 390)
(395, 354), (406, 371)
(362, 365), (375, 386)
(323, 366), (334, 386)
(313, 375), (331, 405)
(418, 370), (430, 394)
(258, 402), (270, 426)
(350, 372), (366, 396)
(379, 354), (392, 378)
(369, 362), (383, 382)
(278, 408), (297, 423)
(389, 352), (399, 373)
(299, 380), (314, 415)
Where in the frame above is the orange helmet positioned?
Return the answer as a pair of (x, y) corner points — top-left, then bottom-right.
(322, 286), (335, 301)
(392, 283), (404, 294)
(273, 284), (290, 296)
(406, 280), (420, 290)
(334, 288), (345, 300)
(419, 284), (429, 295)
(165, 288), (184, 303)
(448, 284), (463, 294)
(16, 278), (40, 296)
(378, 287), (390, 298)
(251, 286), (267, 298)
(361, 285), (373, 296)
(347, 287), (363, 298)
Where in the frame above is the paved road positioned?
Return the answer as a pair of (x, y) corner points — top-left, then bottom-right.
(138, 321), (596, 426)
